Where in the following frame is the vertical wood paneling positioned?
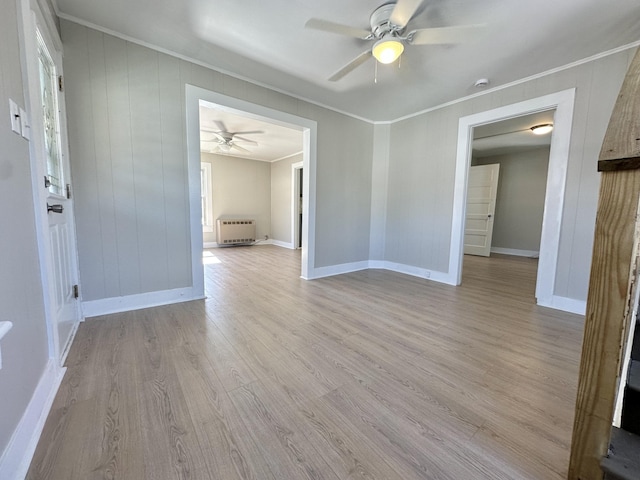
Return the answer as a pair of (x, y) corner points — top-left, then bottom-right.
(87, 29), (119, 298)
(126, 44), (169, 293)
(158, 54), (191, 289)
(63, 21), (105, 300)
(104, 34), (141, 296)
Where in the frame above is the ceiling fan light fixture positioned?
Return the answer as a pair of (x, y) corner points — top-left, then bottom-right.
(372, 37), (404, 64)
(531, 123), (553, 135)
(218, 143), (231, 152)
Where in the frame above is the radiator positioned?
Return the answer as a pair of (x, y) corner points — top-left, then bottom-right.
(216, 219), (256, 245)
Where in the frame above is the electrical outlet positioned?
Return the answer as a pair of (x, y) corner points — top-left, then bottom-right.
(9, 99), (21, 135)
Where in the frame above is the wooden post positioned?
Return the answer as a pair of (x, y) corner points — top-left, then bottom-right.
(568, 47), (640, 480)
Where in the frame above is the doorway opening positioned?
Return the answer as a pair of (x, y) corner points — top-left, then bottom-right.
(463, 111), (554, 296)
(186, 86), (318, 298)
(450, 89), (576, 309)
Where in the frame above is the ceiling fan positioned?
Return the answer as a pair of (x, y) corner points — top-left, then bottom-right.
(305, 0), (480, 81)
(201, 120), (264, 154)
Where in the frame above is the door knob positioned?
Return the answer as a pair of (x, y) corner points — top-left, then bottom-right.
(47, 203), (64, 214)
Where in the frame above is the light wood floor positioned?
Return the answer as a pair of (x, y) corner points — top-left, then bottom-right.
(27, 246), (584, 479)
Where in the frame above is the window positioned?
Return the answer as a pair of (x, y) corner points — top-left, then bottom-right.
(200, 162), (213, 232)
(37, 29), (63, 196)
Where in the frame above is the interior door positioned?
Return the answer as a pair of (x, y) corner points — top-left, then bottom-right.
(464, 164), (500, 257)
(33, 22), (82, 362)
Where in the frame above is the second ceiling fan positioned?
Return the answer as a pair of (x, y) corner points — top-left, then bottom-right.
(305, 0), (479, 81)
(201, 120), (264, 154)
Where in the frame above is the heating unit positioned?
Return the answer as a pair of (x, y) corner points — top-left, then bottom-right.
(216, 219), (256, 245)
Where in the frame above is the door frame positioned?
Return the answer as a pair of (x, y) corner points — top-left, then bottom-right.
(292, 161), (303, 249)
(450, 89), (576, 307)
(18, 0), (82, 365)
(185, 86), (317, 287)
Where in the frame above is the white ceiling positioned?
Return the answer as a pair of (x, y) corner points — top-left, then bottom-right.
(200, 101), (302, 162)
(473, 111), (554, 158)
(55, 0), (640, 121)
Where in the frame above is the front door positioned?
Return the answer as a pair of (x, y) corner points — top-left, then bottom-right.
(464, 164), (500, 257)
(32, 21), (82, 363)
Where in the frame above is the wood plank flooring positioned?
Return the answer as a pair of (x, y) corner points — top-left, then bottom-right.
(27, 247), (584, 479)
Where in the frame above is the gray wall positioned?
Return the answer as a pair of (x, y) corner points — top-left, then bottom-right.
(61, 19), (374, 301)
(201, 153), (271, 243)
(473, 148), (549, 253)
(0, 0), (50, 458)
(386, 49), (633, 301)
(271, 154), (302, 245)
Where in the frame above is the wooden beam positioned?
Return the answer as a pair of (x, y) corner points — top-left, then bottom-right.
(568, 170), (640, 479)
(569, 47), (640, 480)
(599, 48), (640, 164)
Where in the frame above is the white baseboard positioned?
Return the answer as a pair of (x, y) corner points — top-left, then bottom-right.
(380, 261), (456, 285)
(538, 295), (587, 315)
(306, 261), (370, 279)
(270, 239), (294, 249)
(81, 286), (204, 317)
(59, 321), (80, 367)
(0, 359), (66, 479)
(491, 247), (540, 258)
(203, 241), (218, 248)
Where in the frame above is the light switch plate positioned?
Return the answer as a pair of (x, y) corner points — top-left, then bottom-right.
(19, 108), (30, 140)
(9, 99), (21, 135)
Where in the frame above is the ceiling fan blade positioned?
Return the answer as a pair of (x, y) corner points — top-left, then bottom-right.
(232, 136), (259, 145)
(329, 50), (372, 82)
(202, 131), (226, 142)
(305, 18), (371, 39)
(408, 25), (481, 45)
(389, 0), (424, 29)
(232, 130), (264, 136)
(213, 120), (228, 133)
(231, 144), (251, 154)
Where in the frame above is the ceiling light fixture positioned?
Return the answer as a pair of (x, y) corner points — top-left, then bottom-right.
(218, 143), (231, 152)
(531, 123), (553, 135)
(372, 36), (404, 64)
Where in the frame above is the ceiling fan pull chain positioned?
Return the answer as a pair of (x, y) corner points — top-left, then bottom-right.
(374, 60), (378, 84)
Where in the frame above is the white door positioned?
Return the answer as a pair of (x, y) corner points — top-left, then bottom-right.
(23, 6), (82, 363)
(464, 164), (500, 257)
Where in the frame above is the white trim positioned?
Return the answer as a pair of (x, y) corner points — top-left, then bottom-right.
(0, 321), (12, 341)
(490, 247), (540, 258)
(271, 239), (294, 249)
(187, 86), (317, 282)
(58, 320), (80, 367)
(541, 296), (587, 316)
(81, 287), (204, 317)
(203, 241), (218, 249)
(0, 321), (12, 370)
(0, 359), (66, 480)
(305, 261), (370, 280)
(200, 162), (214, 232)
(450, 89), (576, 305)
(380, 262), (455, 285)
(273, 151), (303, 163)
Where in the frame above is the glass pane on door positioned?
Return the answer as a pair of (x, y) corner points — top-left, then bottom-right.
(37, 31), (63, 196)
